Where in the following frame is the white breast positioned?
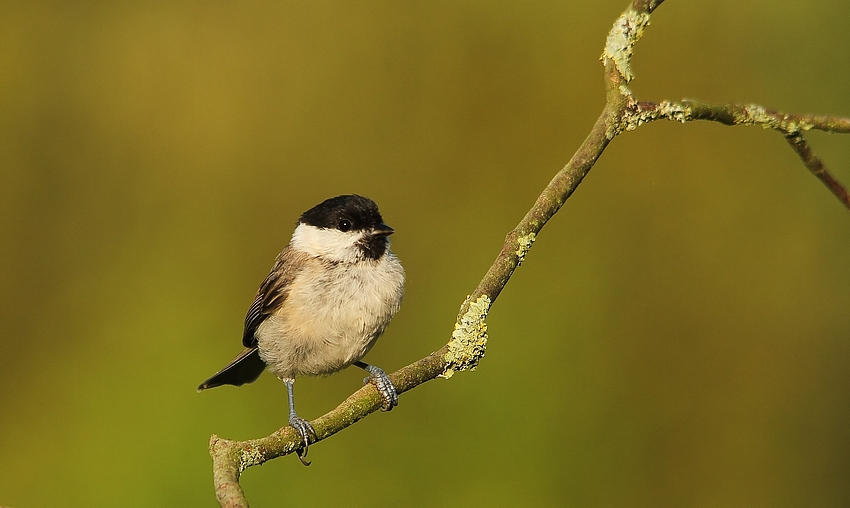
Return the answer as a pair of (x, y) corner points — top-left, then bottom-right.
(256, 252), (404, 380)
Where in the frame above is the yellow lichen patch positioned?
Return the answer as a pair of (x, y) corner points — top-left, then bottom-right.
(442, 295), (492, 379)
(601, 8), (651, 83)
(658, 101), (689, 123)
(620, 101), (691, 134)
(239, 445), (265, 471)
(736, 104), (815, 134)
(742, 104), (773, 128)
(515, 232), (536, 265)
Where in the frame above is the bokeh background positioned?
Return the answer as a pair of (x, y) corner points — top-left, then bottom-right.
(2, 1), (849, 506)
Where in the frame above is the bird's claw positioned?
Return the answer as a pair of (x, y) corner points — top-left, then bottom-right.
(288, 414), (316, 466)
(363, 367), (398, 411)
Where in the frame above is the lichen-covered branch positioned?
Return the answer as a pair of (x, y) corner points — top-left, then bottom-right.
(623, 100), (850, 135)
(210, 352), (447, 508)
(615, 100), (850, 210)
(209, 0), (849, 505)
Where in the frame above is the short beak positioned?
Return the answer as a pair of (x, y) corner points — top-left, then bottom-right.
(372, 223), (394, 237)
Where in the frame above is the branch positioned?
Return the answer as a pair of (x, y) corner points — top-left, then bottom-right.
(785, 132), (850, 208)
(620, 100), (850, 209)
(599, 1), (850, 211)
(209, 1), (850, 505)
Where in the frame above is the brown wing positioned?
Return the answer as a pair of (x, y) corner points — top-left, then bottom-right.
(242, 246), (305, 347)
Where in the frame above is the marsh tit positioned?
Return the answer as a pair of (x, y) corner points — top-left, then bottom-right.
(198, 195), (405, 464)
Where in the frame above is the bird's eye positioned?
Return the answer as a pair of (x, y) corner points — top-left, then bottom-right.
(338, 219), (352, 232)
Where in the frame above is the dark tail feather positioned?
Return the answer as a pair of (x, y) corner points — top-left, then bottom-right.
(198, 347), (266, 391)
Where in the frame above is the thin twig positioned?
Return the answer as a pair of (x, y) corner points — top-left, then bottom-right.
(617, 100), (850, 211)
(785, 133), (850, 209)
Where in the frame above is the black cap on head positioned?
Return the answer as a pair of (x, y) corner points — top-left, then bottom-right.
(300, 195), (392, 260)
(300, 194), (385, 232)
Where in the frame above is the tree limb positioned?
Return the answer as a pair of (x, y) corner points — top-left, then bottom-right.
(209, 1), (849, 505)
(620, 100), (850, 209)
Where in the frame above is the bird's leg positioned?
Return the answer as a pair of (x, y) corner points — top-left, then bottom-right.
(284, 379), (315, 466)
(353, 361), (398, 411)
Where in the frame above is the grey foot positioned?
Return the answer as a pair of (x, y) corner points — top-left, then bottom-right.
(358, 363), (398, 411)
(289, 414), (316, 466)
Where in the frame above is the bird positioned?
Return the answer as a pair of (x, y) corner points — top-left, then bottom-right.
(198, 195), (405, 465)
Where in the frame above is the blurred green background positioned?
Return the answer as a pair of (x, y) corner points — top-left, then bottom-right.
(2, 1), (849, 506)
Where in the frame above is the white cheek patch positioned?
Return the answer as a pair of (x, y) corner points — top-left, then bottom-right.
(290, 223), (367, 263)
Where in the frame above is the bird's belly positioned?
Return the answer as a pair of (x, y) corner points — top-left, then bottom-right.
(255, 259), (403, 379)
(257, 312), (379, 378)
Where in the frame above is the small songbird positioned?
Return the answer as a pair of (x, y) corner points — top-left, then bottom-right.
(198, 195), (405, 464)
